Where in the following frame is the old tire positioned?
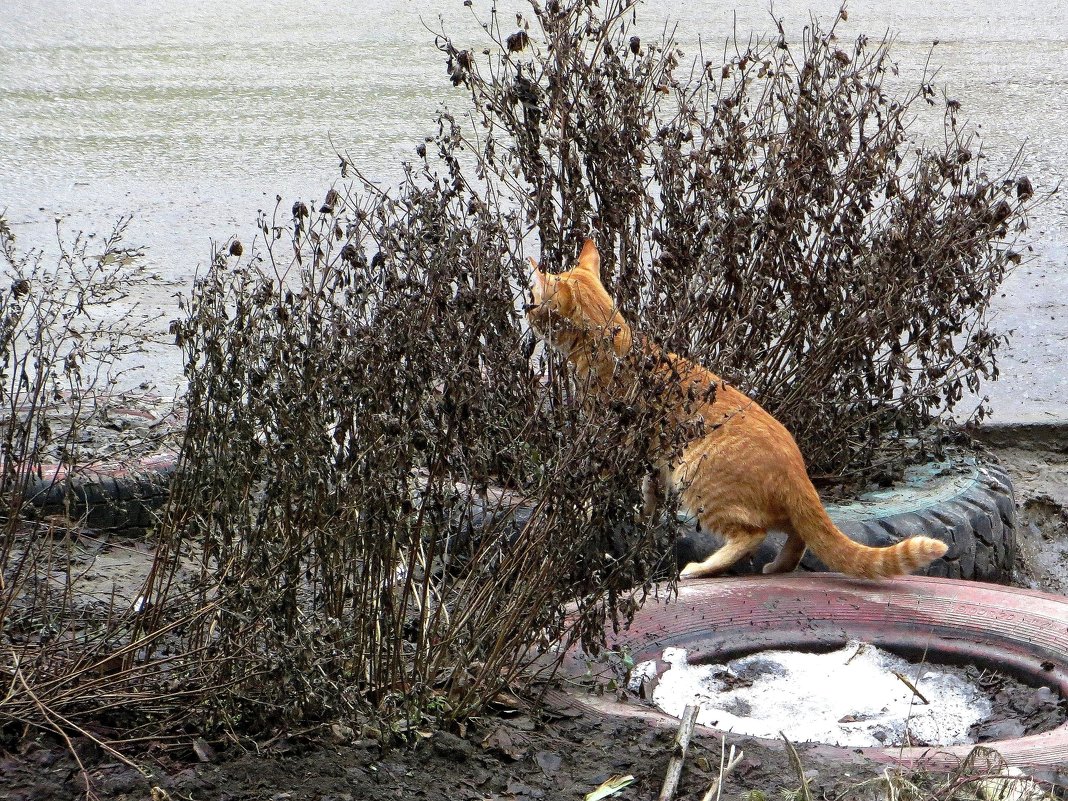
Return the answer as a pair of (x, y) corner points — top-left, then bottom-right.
(677, 455), (1017, 583)
(22, 454), (178, 535)
(552, 574), (1068, 772)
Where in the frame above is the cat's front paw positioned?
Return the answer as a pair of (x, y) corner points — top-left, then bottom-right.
(678, 563), (702, 579)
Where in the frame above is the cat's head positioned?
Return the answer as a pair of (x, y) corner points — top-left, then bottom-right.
(526, 239), (631, 360)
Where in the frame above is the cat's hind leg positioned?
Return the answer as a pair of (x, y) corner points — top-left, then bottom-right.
(679, 524), (765, 578)
(762, 527), (806, 574)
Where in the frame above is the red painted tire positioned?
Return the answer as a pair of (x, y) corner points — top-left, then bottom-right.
(11, 396), (184, 534)
(554, 574), (1068, 770)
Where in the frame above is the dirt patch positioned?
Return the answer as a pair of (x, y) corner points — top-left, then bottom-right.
(983, 437), (1068, 594)
(22, 388), (181, 469)
(0, 710), (1005, 801)
(964, 662), (1068, 743)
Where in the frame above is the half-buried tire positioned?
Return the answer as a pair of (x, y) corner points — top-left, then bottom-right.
(22, 454), (178, 535)
(454, 455), (1015, 583)
(550, 574), (1068, 771)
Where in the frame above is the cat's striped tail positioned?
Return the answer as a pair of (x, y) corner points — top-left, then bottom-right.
(788, 482), (949, 579)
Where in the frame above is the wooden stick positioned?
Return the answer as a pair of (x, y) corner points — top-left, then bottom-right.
(657, 704), (700, 801)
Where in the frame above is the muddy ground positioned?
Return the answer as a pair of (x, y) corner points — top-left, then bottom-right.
(2, 427), (1068, 800)
(0, 716), (884, 801)
(7, 702), (1064, 801)
(981, 426), (1068, 598)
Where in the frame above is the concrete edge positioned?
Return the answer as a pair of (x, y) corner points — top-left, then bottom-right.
(968, 421), (1068, 454)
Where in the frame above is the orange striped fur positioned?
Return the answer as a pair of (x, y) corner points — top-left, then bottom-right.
(527, 239), (948, 580)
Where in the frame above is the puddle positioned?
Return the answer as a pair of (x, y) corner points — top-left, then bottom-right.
(634, 641), (999, 748)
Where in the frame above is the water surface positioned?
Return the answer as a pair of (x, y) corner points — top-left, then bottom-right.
(1, 0), (1065, 418)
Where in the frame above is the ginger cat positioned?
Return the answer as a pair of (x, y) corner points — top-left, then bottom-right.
(526, 239), (948, 579)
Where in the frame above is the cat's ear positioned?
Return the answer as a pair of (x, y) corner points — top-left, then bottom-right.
(528, 257), (546, 299)
(576, 239), (601, 279)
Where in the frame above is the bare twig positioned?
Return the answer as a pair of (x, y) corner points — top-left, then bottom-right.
(702, 739), (744, 801)
(893, 670), (931, 705)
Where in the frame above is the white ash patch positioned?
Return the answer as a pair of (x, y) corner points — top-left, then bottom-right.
(638, 641), (991, 747)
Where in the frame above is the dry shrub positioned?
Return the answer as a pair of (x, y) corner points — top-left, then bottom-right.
(0, 216), (173, 765)
(147, 140), (675, 735)
(444, 0), (1032, 478)
(0, 217), (153, 516)
(148, 0), (1030, 737)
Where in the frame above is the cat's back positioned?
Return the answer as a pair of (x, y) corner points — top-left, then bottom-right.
(665, 351), (803, 456)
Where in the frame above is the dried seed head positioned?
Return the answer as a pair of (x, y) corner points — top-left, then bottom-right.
(507, 31), (529, 52)
(341, 243), (360, 265)
(992, 199), (1012, 225)
(319, 188), (341, 213)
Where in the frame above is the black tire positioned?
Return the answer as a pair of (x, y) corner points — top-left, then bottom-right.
(23, 455), (177, 535)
